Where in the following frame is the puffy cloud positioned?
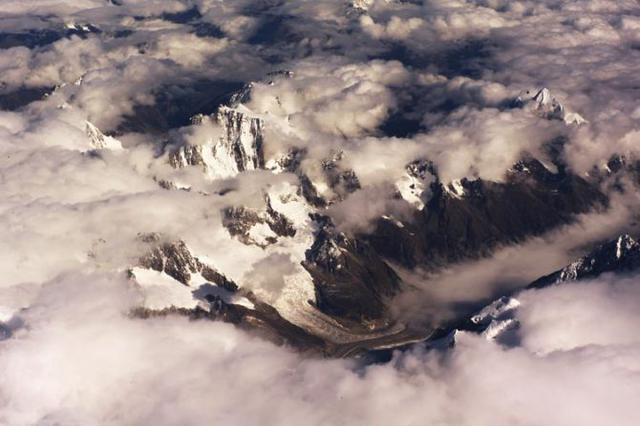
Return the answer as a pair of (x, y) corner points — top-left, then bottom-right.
(247, 58), (410, 139)
(360, 15), (425, 41)
(1, 271), (640, 425)
(1, 0), (640, 424)
(327, 184), (414, 234)
(418, 107), (562, 182)
(242, 253), (299, 303)
(517, 274), (640, 353)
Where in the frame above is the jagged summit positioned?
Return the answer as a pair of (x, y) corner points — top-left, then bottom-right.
(458, 234), (640, 344)
(519, 87), (588, 125)
(350, 0), (394, 10)
(222, 195), (297, 248)
(532, 87), (554, 107)
(169, 106), (264, 179)
(85, 121), (123, 151)
(396, 160), (435, 209)
(529, 234), (640, 288)
(352, 0), (374, 10)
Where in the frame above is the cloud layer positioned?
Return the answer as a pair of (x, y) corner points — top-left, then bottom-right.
(2, 272), (640, 426)
(1, 0), (640, 424)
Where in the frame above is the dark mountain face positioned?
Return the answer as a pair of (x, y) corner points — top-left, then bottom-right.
(364, 158), (607, 270)
(116, 80), (245, 135)
(134, 300), (326, 353)
(0, 86), (52, 111)
(529, 234), (640, 289)
(303, 226), (400, 327)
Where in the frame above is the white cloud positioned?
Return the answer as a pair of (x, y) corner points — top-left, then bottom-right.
(1, 271), (640, 425)
(392, 193), (640, 325)
(1, 0), (640, 424)
(517, 274), (640, 353)
(247, 58), (410, 139)
(327, 184), (413, 234)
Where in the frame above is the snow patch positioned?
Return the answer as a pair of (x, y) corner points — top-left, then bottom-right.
(444, 179), (466, 199)
(396, 173), (427, 209)
(170, 106), (263, 180)
(131, 268), (207, 311)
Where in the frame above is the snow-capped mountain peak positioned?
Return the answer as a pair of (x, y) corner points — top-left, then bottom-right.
(532, 87), (553, 107)
(85, 121), (123, 151)
(169, 106), (264, 180)
(396, 160), (435, 209)
(351, 0), (374, 10)
(521, 87), (588, 125)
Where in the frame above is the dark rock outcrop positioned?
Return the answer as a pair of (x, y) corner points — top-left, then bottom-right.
(222, 196), (296, 247)
(366, 158), (607, 269)
(303, 221), (400, 327)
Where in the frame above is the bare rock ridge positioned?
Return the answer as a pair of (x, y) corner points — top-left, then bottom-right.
(366, 156), (606, 269)
(222, 196), (297, 247)
(137, 234), (237, 291)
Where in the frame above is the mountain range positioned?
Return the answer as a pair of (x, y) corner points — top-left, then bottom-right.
(77, 78), (635, 356)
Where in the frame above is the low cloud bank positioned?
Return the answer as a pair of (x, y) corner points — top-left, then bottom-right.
(1, 271), (639, 425)
(1, 0), (640, 424)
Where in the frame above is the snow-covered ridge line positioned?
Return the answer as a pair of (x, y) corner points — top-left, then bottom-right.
(530, 234), (640, 288)
(458, 234), (640, 343)
(130, 236), (254, 312)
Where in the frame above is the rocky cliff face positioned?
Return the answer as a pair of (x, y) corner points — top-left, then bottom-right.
(517, 87), (587, 125)
(85, 121), (123, 151)
(136, 234), (238, 291)
(302, 221), (401, 328)
(222, 196), (297, 248)
(169, 106), (264, 179)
